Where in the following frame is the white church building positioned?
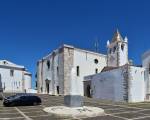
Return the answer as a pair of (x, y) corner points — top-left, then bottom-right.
(84, 30), (150, 102)
(36, 44), (107, 96)
(36, 30), (150, 102)
(0, 60), (32, 93)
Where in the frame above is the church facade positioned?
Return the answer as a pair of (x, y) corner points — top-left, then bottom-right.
(84, 30), (149, 102)
(36, 44), (107, 96)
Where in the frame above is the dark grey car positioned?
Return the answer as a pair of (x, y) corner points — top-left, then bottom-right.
(3, 94), (42, 107)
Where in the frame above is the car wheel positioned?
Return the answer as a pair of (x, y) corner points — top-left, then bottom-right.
(10, 103), (15, 107)
(33, 102), (38, 106)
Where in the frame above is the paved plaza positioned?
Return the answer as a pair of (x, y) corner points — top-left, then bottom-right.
(1, 94), (150, 120)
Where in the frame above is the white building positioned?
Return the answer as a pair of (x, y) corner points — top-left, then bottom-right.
(0, 60), (32, 93)
(36, 44), (107, 96)
(142, 50), (150, 99)
(36, 29), (150, 102)
(84, 30), (147, 102)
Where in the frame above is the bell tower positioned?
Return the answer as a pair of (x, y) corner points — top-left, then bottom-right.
(107, 29), (128, 67)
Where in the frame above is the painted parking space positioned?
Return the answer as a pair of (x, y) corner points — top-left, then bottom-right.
(0, 94), (150, 120)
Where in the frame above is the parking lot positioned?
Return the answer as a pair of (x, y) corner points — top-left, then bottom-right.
(1, 94), (150, 120)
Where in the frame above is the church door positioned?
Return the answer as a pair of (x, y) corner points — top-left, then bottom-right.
(45, 80), (50, 94)
(86, 85), (91, 98)
(57, 86), (59, 95)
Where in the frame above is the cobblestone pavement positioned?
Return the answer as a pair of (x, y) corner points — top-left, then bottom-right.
(1, 94), (150, 120)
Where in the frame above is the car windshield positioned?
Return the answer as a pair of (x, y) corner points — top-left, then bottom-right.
(6, 95), (20, 99)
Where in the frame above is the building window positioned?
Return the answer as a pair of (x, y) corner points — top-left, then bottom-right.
(95, 68), (98, 74)
(3, 82), (5, 90)
(47, 60), (50, 69)
(113, 46), (116, 53)
(77, 66), (80, 76)
(121, 44), (124, 51)
(35, 73), (37, 78)
(149, 63), (150, 74)
(10, 70), (14, 77)
(94, 59), (98, 64)
(57, 66), (59, 75)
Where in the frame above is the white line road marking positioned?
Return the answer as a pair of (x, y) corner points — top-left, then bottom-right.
(27, 114), (51, 118)
(15, 107), (32, 120)
(105, 108), (125, 111)
(0, 112), (21, 115)
(0, 109), (16, 112)
(90, 101), (147, 110)
(132, 115), (150, 120)
(17, 107), (42, 111)
(106, 114), (130, 120)
(0, 117), (24, 120)
(111, 109), (147, 115)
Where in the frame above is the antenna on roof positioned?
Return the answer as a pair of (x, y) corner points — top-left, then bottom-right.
(94, 37), (99, 53)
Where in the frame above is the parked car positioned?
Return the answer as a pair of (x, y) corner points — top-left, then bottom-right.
(3, 94), (41, 107)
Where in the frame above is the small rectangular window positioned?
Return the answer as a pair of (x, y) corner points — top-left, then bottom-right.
(10, 70), (14, 77)
(77, 66), (80, 76)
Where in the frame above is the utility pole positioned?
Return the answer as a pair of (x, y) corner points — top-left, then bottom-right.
(94, 37), (99, 53)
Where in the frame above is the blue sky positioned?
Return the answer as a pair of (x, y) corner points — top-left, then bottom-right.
(0, 0), (149, 88)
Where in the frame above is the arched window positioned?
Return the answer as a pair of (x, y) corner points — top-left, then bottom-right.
(76, 66), (80, 76)
(113, 46), (116, 53)
(57, 66), (59, 75)
(121, 44), (124, 51)
(47, 60), (50, 69)
(94, 59), (98, 64)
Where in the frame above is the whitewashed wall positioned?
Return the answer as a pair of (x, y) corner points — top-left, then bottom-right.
(85, 67), (126, 102)
(73, 49), (107, 96)
(142, 51), (150, 98)
(0, 68), (24, 93)
(37, 49), (64, 95)
(85, 65), (146, 102)
(128, 66), (145, 102)
(37, 45), (107, 96)
(37, 60), (42, 93)
(24, 74), (32, 92)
